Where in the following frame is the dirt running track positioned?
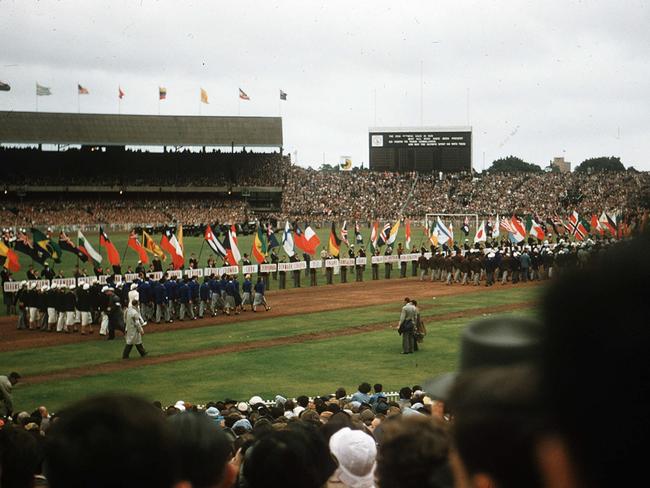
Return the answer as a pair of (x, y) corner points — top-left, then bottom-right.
(1, 278), (541, 384)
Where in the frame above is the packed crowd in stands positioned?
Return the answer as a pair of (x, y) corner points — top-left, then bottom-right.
(1, 234), (648, 488)
(2, 151), (648, 227)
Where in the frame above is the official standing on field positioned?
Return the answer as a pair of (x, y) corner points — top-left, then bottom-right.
(397, 297), (417, 354)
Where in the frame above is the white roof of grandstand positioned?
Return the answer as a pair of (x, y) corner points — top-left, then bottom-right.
(369, 126), (472, 133)
(0, 111), (283, 147)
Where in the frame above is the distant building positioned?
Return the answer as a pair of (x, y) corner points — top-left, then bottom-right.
(550, 156), (571, 173)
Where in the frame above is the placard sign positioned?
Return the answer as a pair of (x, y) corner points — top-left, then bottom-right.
(242, 265), (259, 275)
(77, 276), (99, 286)
(356, 257), (368, 266)
(260, 264), (277, 273)
(51, 278), (77, 288)
(309, 260), (323, 269)
(325, 259), (339, 268)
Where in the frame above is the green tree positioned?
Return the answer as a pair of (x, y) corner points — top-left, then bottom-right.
(319, 163), (338, 172)
(489, 156), (543, 173)
(575, 156), (625, 173)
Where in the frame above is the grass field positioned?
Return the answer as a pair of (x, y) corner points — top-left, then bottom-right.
(1, 284), (542, 413)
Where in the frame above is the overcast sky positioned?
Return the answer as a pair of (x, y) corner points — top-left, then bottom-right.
(1, 0), (648, 171)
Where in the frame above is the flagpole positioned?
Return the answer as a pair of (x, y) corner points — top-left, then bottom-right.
(197, 239), (206, 266)
(77, 87), (80, 114)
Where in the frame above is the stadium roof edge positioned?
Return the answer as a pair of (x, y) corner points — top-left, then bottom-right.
(369, 126), (472, 133)
(0, 111), (283, 147)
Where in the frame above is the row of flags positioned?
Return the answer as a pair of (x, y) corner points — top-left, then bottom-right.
(467, 211), (621, 245)
(0, 212), (637, 274)
(15, 82), (289, 103)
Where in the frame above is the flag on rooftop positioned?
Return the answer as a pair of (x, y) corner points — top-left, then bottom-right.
(118, 86), (125, 99)
(280, 89), (287, 100)
(36, 83), (51, 96)
(200, 87), (209, 104)
(159, 86), (167, 100)
(78, 84), (89, 95)
(239, 88), (250, 100)
(0, 81), (10, 92)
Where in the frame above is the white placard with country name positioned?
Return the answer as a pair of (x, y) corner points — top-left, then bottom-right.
(148, 271), (163, 280)
(325, 259), (339, 268)
(98, 275), (123, 284)
(289, 261), (307, 270)
(217, 266), (239, 276)
(259, 263), (277, 273)
(123, 273), (139, 282)
(3, 282), (21, 292)
(356, 257), (368, 265)
(166, 270), (183, 279)
(242, 265), (259, 274)
(184, 268), (204, 278)
(371, 255), (384, 264)
(51, 278), (77, 287)
(77, 276), (99, 286)
(278, 263), (290, 272)
(339, 258), (355, 267)
(309, 260), (323, 269)
(387, 255), (400, 263)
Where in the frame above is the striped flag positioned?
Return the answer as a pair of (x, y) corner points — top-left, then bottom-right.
(239, 88), (250, 100)
(282, 221), (295, 257)
(143, 230), (166, 261)
(77, 230), (102, 264)
(252, 225), (267, 264)
(328, 222), (341, 257)
(119, 86), (125, 99)
(370, 221), (379, 249)
(204, 225), (227, 259)
(385, 220), (400, 246)
(36, 83), (52, 96)
(78, 84), (89, 95)
(405, 219), (411, 250)
(159, 86), (167, 100)
(341, 221), (349, 246)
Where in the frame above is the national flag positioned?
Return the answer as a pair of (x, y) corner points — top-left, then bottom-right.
(160, 228), (184, 269)
(370, 221), (379, 249)
(461, 216), (470, 236)
(223, 225), (242, 265)
(448, 222), (455, 246)
(30, 228), (54, 261)
(78, 84), (89, 95)
(550, 215), (566, 235)
(118, 86), (125, 99)
(99, 227), (121, 267)
(200, 87), (209, 104)
(282, 221), (295, 257)
(159, 86), (167, 100)
(14, 231), (48, 265)
(599, 212), (617, 236)
(280, 90), (287, 100)
(566, 211), (588, 241)
(128, 231), (149, 264)
(433, 217), (453, 246)
(59, 231), (88, 262)
(0, 241), (20, 272)
(474, 220), (487, 243)
(376, 222), (391, 247)
(239, 88), (250, 100)
(354, 221), (363, 244)
(302, 225), (321, 255)
(266, 224), (280, 250)
(527, 217), (545, 241)
(204, 225), (228, 258)
(341, 221), (350, 246)
(508, 216), (527, 243)
(252, 225), (267, 264)
(590, 214), (604, 236)
(385, 220), (401, 246)
(293, 224), (308, 254)
(36, 83), (51, 96)
(143, 230), (166, 261)
(328, 222), (342, 257)
(0, 81), (11, 91)
(405, 219), (412, 250)
(78, 230), (102, 264)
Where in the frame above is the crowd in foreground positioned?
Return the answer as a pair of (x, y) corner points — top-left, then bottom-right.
(0, 233), (648, 488)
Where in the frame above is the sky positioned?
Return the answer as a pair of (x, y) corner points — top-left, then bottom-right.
(1, 0), (649, 171)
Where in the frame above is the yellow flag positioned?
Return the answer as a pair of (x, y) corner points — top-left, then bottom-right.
(200, 87), (209, 104)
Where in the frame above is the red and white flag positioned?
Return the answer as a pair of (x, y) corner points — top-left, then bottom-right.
(474, 220), (487, 242)
(223, 225), (242, 265)
(239, 88), (250, 100)
(405, 219), (411, 249)
(118, 86), (125, 99)
(99, 227), (121, 267)
(303, 225), (321, 255)
(128, 231), (149, 264)
(160, 228), (184, 269)
(529, 218), (545, 241)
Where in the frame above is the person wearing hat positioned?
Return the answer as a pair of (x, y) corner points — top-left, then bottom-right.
(77, 283), (94, 335)
(241, 274), (253, 312)
(384, 246), (392, 280)
(105, 287), (125, 340)
(252, 276), (270, 312)
(397, 242), (407, 279)
(123, 299), (147, 359)
(328, 427), (377, 488)
(356, 247), (366, 282)
(397, 297), (417, 354)
(198, 276), (212, 318)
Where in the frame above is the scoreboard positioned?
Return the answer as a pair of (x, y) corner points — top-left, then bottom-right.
(369, 127), (472, 173)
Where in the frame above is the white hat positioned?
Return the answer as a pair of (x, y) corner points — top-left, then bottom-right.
(293, 406), (305, 416)
(236, 401), (249, 413)
(174, 401), (186, 412)
(41, 285), (49, 292)
(101, 286), (109, 292)
(249, 395), (264, 406)
(329, 427), (377, 488)
(130, 283), (138, 290)
(83, 283), (90, 290)
(69, 284), (76, 290)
